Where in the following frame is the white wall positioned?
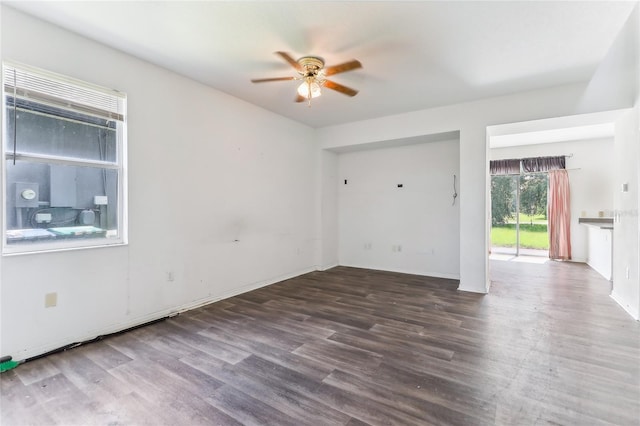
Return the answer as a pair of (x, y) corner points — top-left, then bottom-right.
(637, 3), (640, 322)
(0, 7), (318, 360)
(317, 150), (339, 270)
(611, 105), (640, 319)
(491, 138), (615, 263)
(578, 2), (639, 114)
(337, 139), (460, 279)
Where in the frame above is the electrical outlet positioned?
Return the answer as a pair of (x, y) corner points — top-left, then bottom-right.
(44, 292), (57, 308)
(167, 272), (175, 282)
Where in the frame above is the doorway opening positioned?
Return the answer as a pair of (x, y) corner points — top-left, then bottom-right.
(491, 172), (549, 257)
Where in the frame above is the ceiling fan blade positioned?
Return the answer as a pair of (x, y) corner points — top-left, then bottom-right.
(275, 52), (302, 71)
(323, 60), (362, 76)
(323, 79), (359, 97)
(251, 76), (296, 83)
(295, 94), (306, 103)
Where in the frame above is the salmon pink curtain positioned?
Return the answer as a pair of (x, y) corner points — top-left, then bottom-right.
(548, 169), (571, 260)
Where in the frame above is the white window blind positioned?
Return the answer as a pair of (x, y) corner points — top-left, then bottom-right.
(3, 63), (125, 122)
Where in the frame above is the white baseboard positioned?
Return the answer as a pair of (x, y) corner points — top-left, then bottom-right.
(610, 290), (640, 320)
(338, 263), (460, 281)
(317, 263), (339, 271)
(173, 265), (318, 315)
(457, 281), (490, 294)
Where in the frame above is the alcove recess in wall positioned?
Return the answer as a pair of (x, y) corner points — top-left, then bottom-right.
(335, 132), (461, 280)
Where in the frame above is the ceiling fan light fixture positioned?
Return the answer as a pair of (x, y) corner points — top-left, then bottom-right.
(297, 79), (321, 99)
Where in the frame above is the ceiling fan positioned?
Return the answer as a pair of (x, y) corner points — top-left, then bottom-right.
(251, 52), (362, 106)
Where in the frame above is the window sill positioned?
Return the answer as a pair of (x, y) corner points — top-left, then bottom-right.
(2, 232), (127, 256)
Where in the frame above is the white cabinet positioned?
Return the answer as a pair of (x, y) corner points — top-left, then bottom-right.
(580, 219), (613, 281)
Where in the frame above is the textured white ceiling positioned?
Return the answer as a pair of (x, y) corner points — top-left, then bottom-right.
(6, 1), (638, 128)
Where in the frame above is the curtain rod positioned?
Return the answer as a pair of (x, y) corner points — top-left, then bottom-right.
(491, 154), (573, 163)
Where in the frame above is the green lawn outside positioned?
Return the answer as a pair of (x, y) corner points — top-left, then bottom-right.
(510, 213), (547, 225)
(491, 224), (549, 249)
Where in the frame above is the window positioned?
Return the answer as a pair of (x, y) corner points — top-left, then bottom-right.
(2, 62), (127, 254)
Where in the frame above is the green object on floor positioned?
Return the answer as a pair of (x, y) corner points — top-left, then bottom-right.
(0, 360), (20, 373)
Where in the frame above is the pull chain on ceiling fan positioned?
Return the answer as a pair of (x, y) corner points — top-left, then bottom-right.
(251, 52), (362, 106)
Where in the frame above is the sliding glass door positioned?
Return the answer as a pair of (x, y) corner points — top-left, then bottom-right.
(491, 175), (518, 255)
(491, 173), (549, 256)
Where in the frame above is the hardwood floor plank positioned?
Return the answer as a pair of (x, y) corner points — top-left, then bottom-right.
(323, 368), (489, 425)
(327, 326), (455, 362)
(345, 418), (372, 426)
(195, 304), (259, 324)
(40, 398), (110, 425)
(0, 402), (55, 426)
(203, 319), (309, 352)
(236, 355), (324, 395)
(97, 391), (177, 426)
(527, 401), (624, 426)
(223, 299), (336, 339)
(197, 326), (335, 381)
(46, 350), (131, 402)
(267, 299), (377, 330)
(155, 321), (252, 365)
(178, 347), (234, 373)
(293, 338), (383, 375)
(13, 358), (60, 386)
(370, 362), (498, 421)
(204, 384), (300, 426)
(77, 340), (133, 371)
(27, 373), (84, 405)
(504, 372), (640, 425)
(0, 371), (56, 425)
(108, 359), (238, 425)
(154, 355), (226, 391)
(189, 355), (349, 426)
(309, 381), (429, 426)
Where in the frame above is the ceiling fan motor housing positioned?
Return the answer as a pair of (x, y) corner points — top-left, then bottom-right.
(298, 56), (325, 77)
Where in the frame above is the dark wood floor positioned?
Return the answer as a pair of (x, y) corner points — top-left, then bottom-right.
(2, 260), (639, 425)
